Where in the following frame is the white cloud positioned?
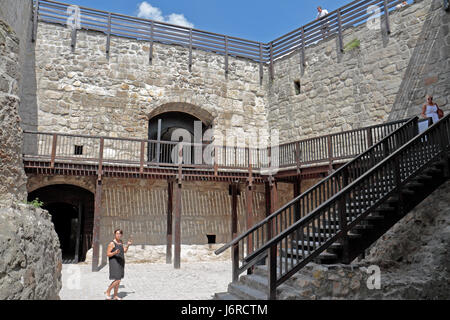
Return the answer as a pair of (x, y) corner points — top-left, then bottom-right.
(137, 2), (194, 28)
(167, 13), (194, 29)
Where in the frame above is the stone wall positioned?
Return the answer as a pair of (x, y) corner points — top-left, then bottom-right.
(0, 4), (62, 299)
(0, 0), (38, 133)
(267, 0), (450, 144)
(0, 18), (27, 203)
(34, 22), (269, 145)
(0, 203), (62, 300)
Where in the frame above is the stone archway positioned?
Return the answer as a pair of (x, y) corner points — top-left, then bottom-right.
(28, 184), (95, 263)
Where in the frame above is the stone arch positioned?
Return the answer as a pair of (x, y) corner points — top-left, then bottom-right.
(27, 175), (96, 194)
(148, 102), (215, 128)
(28, 184), (95, 263)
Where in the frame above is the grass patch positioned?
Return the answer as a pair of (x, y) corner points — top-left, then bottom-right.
(344, 38), (360, 52)
(24, 198), (44, 208)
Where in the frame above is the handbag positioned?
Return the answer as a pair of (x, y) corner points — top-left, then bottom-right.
(437, 106), (444, 119)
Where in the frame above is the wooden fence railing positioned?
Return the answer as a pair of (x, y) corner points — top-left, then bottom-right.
(22, 118), (411, 173)
(33, 0), (405, 79)
(235, 113), (449, 299)
(214, 117), (424, 282)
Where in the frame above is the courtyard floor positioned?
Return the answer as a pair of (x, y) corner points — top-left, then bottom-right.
(59, 261), (232, 300)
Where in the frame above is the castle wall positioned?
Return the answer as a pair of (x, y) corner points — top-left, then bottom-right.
(34, 22), (270, 145)
(267, 0), (449, 143)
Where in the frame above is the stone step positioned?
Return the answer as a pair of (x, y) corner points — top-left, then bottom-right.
(213, 292), (241, 300)
(239, 273), (269, 293)
(228, 282), (268, 300)
(292, 240), (343, 249)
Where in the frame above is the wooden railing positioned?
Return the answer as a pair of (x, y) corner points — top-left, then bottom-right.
(218, 114), (449, 299)
(214, 117), (429, 281)
(33, 0), (404, 79)
(22, 119), (410, 173)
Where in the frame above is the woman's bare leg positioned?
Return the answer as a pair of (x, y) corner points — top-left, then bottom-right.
(113, 280), (121, 299)
(106, 280), (118, 297)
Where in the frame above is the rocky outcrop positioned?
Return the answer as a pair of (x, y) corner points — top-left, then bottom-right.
(0, 12), (62, 300)
(0, 203), (62, 300)
(274, 180), (450, 299)
(0, 19), (27, 203)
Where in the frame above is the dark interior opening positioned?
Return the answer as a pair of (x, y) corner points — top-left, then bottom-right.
(294, 80), (301, 95)
(207, 234), (216, 244)
(45, 202), (79, 261)
(74, 145), (83, 155)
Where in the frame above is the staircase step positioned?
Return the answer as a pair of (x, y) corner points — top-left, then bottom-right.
(292, 240), (343, 249)
(228, 282), (268, 300)
(282, 248), (338, 260)
(405, 181), (424, 188)
(304, 232), (361, 239)
(239, 274), (269, 293)
(214, 292), (241, 300)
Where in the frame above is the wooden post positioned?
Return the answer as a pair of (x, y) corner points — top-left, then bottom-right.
(259, 43), (263, 84)
(301, 27), (306, 67)
(98, 138), (104, 179)
(225, 36), (229, 76)
(231, 182), (239, 282)
(246, 183), (254, 256)
(50, 134), (57, 169)
(106, 13), (111, 58)
(269, 42), (274, 80)
(327, 135), (333, 173)
(71, 27), (77, 52)
(383, 0), (391, 34)
(174, 179), (182, 269)
(139, 141), (145, 174)
(149, 21), (154, 64)
(337, 9), (344, 53)
(189, 28), (193, 72)
(156, 119), (162, 164)
(166, 179), (174, 264)
(74, 201), (82, 263)
(174, 144), (183, 269)
(268, 244), (277, 300)
(92, 178), (102, 272)
(293, 177), (301, 221)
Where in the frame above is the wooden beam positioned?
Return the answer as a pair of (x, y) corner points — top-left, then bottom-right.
(173, 179), (182, 269)
(293, 176), (301, 221)
(246, 184), (254, 255)
(92, 178), (102, 272)
(231, 182), (239, 282)
(74, 201), (82, 263)
(156, 119), (162, 164)
(166, 179), (174, 264)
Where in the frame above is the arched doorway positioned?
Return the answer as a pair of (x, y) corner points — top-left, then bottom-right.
(148, 111), (212, 164)
(28, 184), (95, 263)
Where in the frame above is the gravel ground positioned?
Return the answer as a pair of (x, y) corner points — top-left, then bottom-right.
(59, 261), (232, 300)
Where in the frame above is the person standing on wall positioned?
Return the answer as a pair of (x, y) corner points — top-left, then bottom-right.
(316, 6), (330, 39)
(421, 95), (443, 124)
(105, 229), (132, 300)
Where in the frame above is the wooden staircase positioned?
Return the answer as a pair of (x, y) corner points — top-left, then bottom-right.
(215, 115), (450, 299)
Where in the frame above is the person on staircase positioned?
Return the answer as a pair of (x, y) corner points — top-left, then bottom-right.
(421, 95), (443, 124)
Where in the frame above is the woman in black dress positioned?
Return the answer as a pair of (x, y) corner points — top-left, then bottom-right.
(105, 229), (132, 300)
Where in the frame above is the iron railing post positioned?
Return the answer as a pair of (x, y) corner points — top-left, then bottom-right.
(268, 244), (277, 300)
(337, 9), (344, 52)
(106, 12), (111, 58)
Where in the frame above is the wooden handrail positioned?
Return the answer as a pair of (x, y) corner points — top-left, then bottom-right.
(34, 0), (404, 66)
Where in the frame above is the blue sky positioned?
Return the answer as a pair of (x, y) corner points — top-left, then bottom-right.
(58, 0), (352, 42)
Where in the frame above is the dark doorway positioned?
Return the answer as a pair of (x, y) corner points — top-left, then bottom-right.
(148, 111), (210, 164)
(28, 184), (95, 264)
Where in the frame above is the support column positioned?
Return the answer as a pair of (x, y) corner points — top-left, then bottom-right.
(231, 182), (239, 282)
(174, 179), (182, 269)
(74, 201), (82, 263)
(166, 179), (174, 264)
(92, 178), (102, 272)
(246, 183), (254, 254)
(293, 176), (301, 221)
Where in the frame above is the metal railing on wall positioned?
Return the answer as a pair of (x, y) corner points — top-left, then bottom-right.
(32, 0), (405, 80)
